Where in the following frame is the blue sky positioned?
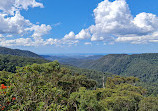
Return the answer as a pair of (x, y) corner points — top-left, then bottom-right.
(1, 0), (158, 54)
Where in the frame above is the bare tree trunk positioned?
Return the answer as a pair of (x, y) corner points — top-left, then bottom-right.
(103, 74), (105, 88)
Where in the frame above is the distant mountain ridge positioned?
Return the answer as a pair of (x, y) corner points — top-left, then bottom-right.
(43, 53), (158, 85)
(72, 53), (158, 84)
(41, 55), (104, 66)
(42, 53), (158, 95)
(0, 47), (42, 58)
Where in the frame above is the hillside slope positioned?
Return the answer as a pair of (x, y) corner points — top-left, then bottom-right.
(0, 47), (42, 58)
(77, 54), (158, 84)
(0, 54), (48, 72)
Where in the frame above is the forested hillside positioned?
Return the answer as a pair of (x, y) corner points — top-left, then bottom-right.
(65, 54), (158, 84)
(0, 54), (48, 72)
(44, 54), (158, 85)
(49, 53), (158, 96)
(0, 61), (157, 110)
(64, 65), (158, 96)
(63, 65), (113, 88)
(0, 47), (42, 58)
(0, 48), (157, 110)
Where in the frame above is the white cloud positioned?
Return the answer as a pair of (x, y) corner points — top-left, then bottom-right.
(133, 12), (158, 33)
(0, 37), (58, 47)
(84, 42), (92, 45)
(91, 0), (134, 35)
(61, 30), (90, 46)
(2, 0), (158, 47)
(62, 40), (79, 45)
(26, 24), (52, 38)
(0, 11), (31, 34)
(0, 0), (53, 47)
(44, 38), (58, 45)
(0, 0), (43, 15)
(63, 0), (158, 44)
(63, 31), (75, 40)
(87, 0), (150, 42)
(0, 38), (33, 47)
(115, 32), (158, 44)
(61, 31), (81, 46)
(75, 29), (91, 39)
(15, 0), (44, 10)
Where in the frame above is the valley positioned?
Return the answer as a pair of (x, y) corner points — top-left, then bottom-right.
(0, 47), (157, 110)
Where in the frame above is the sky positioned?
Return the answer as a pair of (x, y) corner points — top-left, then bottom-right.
(1, 0), (158, 54)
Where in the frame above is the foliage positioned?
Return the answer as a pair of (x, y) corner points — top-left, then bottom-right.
(63, 65), (113, 88)
(0, 84), (16, 110)
(0, 61), (157, 111)
(68, 76), (147, 111)
(138, 96), (158, 111)
(69, 87), (101, 111)
(0, 54), (48, 73)
(62, 54), (158, 95)
(0, 61), (96, 110)
(0, 47), (42, 58)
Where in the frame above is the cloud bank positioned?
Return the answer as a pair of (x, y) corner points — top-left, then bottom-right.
(0, 0), (52, 46)
(1, 0), (158, 47)
(65, 0), (158, 45)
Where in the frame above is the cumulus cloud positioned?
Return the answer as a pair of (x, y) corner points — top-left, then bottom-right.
(0, 37), (57, 47)
(75, 29), (91, 40)
(91, 0), (134, 35)
(0, 0), (52, 47)
(63, 0), (158, 44)
(63, 31), (75, 40)
(61, 31), (79, 45)
(2, 0), (158, 47)
(0, 11), (31, 34)
(61, 29), (90, 45)
(0, 0), (43, 15)
(26, 24), (52, 38)
(0, 38), (32, 47)
(44, 38), (59, 45)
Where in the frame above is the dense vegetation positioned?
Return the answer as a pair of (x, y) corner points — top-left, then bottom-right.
(0, 61), (157, 111)
(55, 54), (158, 96)
(0, 49), (157, 110)
(0, 54), (48, 73)
(64, 65), (158, 96)
(63, 65), (113, 88)
(43, 54), (158, 83)
(58, 54), (158, 83)
(79, 54), (158, 83)
(0, 47), (42, 58)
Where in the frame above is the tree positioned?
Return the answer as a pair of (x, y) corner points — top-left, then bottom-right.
(139, 97), (158, 111)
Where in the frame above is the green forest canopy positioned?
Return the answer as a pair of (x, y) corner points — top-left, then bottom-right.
(0, 47), (42, 58)
(0, 54), (48, 72)
(0, 53), (157, 96)
(0, 61), (158, 111)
